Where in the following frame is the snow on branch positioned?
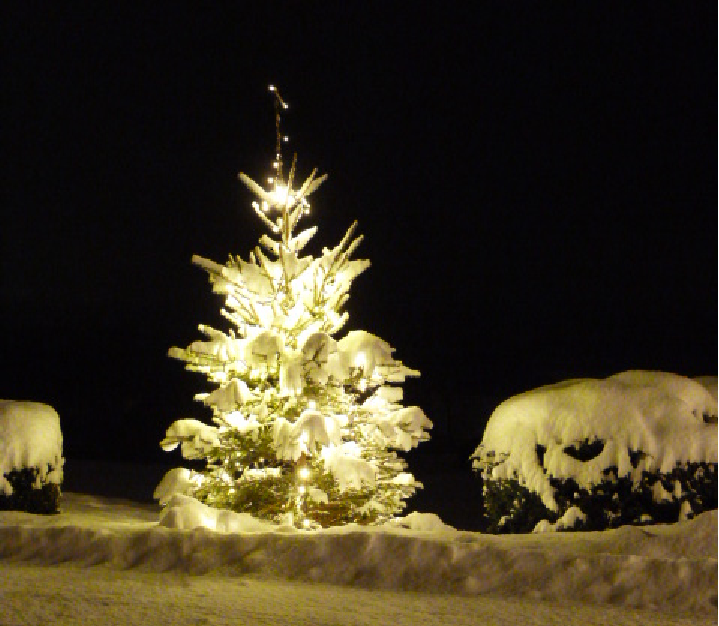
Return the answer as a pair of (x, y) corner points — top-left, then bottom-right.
(160, 419), (220, 460)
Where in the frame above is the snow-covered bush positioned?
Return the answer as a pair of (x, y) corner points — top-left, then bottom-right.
(471, 372), (717, 533)
(0, 400), (64, 514)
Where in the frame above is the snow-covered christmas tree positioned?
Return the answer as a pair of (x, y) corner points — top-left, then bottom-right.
(157, 87), (431, 528)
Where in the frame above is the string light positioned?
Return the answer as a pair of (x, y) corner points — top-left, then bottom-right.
(247, 85), (315, 237)
(298, 466), (310, 481)
(269, 86), (288, 187)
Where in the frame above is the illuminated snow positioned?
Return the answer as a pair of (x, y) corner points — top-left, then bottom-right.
(158, 493), (277, 532)
(472, 372), (718, 512)
(533, 506), (588, 533)
(0, 400), (64, 495)
(0, 489), (715, 620)
(153, 467), (204, 506)
(159, 418), (220, 460)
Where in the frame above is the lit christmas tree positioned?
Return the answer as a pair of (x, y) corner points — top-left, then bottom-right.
(157, 87), (431, 528)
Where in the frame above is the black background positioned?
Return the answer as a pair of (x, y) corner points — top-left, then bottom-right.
(3, 4), (716, 480)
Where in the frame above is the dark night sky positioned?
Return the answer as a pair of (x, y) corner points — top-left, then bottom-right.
(3, 4), (717, 465)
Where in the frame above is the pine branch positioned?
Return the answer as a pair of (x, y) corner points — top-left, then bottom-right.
(253, 202), (281, 233)
(258, 234), (280, 256)
(238, 172), (272, 204)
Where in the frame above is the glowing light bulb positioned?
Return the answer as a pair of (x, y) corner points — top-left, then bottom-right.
(308, 400), (316, 410)
(298, 485), (306, 494)
(269, 184), (303, 210)
(267, 177), (274, 184)
(269, 85), (276, 92)
(252, 201), (260, 210)
(283, 135), (289, 142)
(302, 518), (311, 529)
(274, 185), (288, 204)
(299, 467), (310, 481)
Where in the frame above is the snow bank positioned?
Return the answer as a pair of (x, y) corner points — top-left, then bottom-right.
(158, 493), (279, 532)
(0, 400), (64, 494)
(0, 492), (715, 616)
(472, 371), (718, 512)
(157, 495), (457, 534)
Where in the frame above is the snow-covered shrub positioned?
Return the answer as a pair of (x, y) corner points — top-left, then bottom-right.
(471, 372), (718, 533)
(0, 400), (64, 513)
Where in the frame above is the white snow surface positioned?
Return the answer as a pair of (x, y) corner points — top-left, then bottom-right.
(159, 418), (220, 460)
(533, 506), (588, 533)
(473, 371), (718, 512)
(694, 375), (719, 403)
(0, 400), (64, 494)
(0, 490), (715, 623)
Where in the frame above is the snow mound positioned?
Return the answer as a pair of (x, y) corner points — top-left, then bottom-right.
(0, 400), (64, 494)
(158, 493), (280, 532)
(157, 495), (456, 534)
(0, 493), (715, 616)
(388, 511), (456, 532)
(472, 371), (718, 512)
(153, 467), (203, 506)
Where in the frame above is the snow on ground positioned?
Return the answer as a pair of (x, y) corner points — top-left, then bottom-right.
(0, 489), (716, 625)
(0, 387), (715, 624)
(0, 561), (707, 626)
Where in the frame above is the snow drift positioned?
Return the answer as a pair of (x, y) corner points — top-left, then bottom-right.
(0, 492), (715, 617)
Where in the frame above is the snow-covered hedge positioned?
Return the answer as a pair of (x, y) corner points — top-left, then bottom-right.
(471, 372), (717, 533)
(0, 400), (64, 514)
